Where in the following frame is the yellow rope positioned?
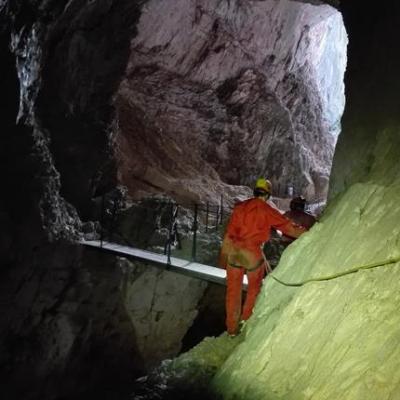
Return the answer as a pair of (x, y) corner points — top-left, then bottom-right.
(270, 256), (400, 287)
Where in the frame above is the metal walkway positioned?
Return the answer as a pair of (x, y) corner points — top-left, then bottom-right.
(80, 240), (248, 288)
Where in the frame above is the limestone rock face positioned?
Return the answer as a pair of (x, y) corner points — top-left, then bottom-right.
(116, 0), (347, 203)
(119, 258), (208, 369)
(210, 2), (400, 399)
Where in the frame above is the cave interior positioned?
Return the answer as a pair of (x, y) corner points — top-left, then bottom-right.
(1, 0), (400, 399)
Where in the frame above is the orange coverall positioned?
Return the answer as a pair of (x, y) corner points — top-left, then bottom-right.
(220, 197), (305, 335)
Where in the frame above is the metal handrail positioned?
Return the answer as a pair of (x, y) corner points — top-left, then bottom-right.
(96, 194), (229, 267)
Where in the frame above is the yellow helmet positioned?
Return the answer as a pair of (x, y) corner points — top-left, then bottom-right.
(254, 177), (272, 195)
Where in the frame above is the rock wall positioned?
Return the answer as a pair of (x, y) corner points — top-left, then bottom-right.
(120, 258), (208, 369)
(115, 0), (347, 203)
(0, 1), (346, 399)
(0, 1), (145, 398)
(210, 1), (400, 399)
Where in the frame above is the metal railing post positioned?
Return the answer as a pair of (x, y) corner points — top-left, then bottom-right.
(173, 205), (182, 250)
(219, 195), (223, 225)
(108, 198), (118, 243)
(164, 202), (174, 267)
(205, 202), (209, 233)
(166, 238), (172, 267)
(215, 203), (219, 231)
(100, 194), (105, 248)
(191, 203), (198, 262)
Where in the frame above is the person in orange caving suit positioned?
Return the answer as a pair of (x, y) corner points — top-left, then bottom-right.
(281, 196), (316, 245)
(219, 178), (306, 336)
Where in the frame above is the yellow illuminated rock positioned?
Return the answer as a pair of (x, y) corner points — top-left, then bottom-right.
(213, 129), (400, 399)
